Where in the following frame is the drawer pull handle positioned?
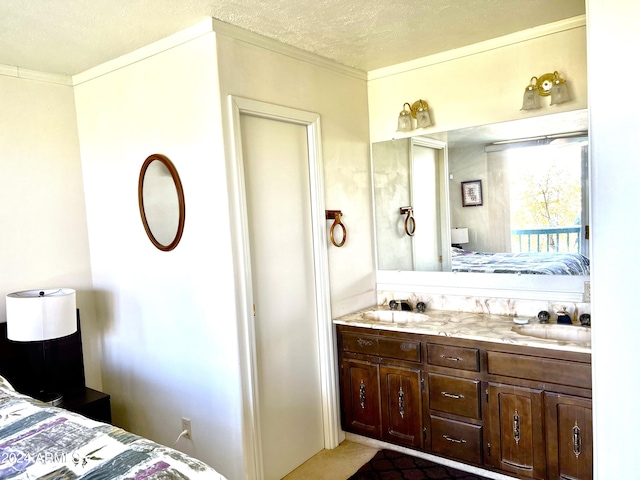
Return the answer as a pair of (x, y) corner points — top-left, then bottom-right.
(357, 338), (374, 347)
(573, 421), (582, 458)
(513, 409), (521, 445)
(440, 355), (462, 362)
(359, 380), (366, 409)
(443, 435), (466, 444)
(441, 391), (465, 399)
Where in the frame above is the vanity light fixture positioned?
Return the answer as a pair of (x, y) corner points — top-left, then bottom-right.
(396, 99), (433, 132)
(521, 71), (570, 111)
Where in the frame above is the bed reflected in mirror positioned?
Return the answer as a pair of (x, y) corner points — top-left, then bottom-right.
(372, 109), (589, 276)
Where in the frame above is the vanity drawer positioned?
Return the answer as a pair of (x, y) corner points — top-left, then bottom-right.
(430, 416), (483, 465)
(379, 336), (421, 363)
(487, 351), (591, 389)
(427, 343), (479, 371)
(428, 373), (481, 419)
(341, 332), (378, 356)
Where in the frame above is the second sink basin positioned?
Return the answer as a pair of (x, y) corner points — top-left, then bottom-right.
(362, 310), (429, 324)
(512, 323), (591, 343)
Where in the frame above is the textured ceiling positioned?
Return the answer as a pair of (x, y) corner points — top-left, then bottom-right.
(0, 0), (584, 76)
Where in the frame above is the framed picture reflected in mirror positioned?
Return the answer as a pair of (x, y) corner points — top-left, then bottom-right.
(461, 180), (483, 207)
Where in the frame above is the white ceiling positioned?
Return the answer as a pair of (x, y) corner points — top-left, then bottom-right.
(1, 0), (584, 76)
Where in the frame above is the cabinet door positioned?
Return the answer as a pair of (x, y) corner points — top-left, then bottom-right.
(340, 359), (381, 438)
(487, 383), (546, 479)
(545, 393), (593, 480)
(380, 365), (423, 449)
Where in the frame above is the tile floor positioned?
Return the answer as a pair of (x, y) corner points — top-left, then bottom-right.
(282, 440), (378, 480)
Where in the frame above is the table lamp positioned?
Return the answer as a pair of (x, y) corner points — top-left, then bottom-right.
(6, 288), (77, 406)
(451, 228), (469, 249)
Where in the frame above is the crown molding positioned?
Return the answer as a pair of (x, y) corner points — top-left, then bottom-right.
(0, 64), (72, 86)
(368, 15), (587, 81)
(72, 18), (215, 86)
(212, 19), (367, 81)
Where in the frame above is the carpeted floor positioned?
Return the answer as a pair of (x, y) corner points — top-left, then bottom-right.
(348, 449), (491, 480)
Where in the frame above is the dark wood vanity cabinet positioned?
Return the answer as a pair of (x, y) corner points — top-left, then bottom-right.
(340, 358), (381, 438)
(425, 341), (483, 466)
(545, 393), (593, 480)
(336, 323), (593, 479)
(337, 326), (423, 449)
(486, 384), (546, 478)
(380, 365), (423, 448)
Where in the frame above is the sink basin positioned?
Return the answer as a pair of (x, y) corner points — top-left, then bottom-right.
(512, 323), (591, 343)
(362, 310), (429, 324)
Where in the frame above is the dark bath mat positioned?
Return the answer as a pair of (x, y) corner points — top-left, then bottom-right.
(348, 449), (492, 480)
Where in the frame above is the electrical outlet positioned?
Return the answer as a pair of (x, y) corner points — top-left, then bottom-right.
(181, 417), (192, 439)
(583, 281), (591, 302)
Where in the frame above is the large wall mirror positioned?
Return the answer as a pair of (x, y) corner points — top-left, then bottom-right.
(138, 154), (185, 251)
(373, 109), (590, 301)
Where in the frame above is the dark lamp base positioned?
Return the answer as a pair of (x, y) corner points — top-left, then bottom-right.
(35, 391), (64, 406)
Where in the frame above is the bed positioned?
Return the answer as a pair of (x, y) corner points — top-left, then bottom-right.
(451, 247), (590, 275)
(0, 376), (227, 480)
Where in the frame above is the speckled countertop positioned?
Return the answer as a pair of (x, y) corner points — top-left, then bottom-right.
(334, 306), (591, 354)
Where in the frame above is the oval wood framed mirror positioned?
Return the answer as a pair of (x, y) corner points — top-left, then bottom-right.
(138, 153), (185, 251)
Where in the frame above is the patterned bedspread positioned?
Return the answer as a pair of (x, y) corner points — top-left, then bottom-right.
(451, 248), (590, 275)
(0, 382), (227, 480)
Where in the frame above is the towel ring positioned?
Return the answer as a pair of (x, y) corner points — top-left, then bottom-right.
(400, 207), (416, 236)
(326, 210), (347, 247)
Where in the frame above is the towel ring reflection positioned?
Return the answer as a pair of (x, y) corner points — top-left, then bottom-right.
(326, 210), (347, 247)
(400, 207), (416, 236)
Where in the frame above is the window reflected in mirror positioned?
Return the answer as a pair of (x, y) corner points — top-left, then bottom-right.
(372, 109), (589, 276)
(449, 136), (589, 275)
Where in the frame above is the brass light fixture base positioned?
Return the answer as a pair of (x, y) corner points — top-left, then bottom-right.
(528, 71), (565, 97)
(409, 99), (429, 118)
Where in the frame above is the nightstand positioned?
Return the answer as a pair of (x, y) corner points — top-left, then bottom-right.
(60, 387), (111, 424)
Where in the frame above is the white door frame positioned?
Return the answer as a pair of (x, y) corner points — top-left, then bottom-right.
(227, 96), (340, 480)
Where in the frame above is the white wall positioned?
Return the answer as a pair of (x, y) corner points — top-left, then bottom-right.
(448, 145), (493, 251)
(0, 71), (101, 390)
(368, 20), (588, 143)
(587, 0), (640, 476)
(372, 139), (413, 270)
(73, 31), (243, 479)
(214, 26), (376, 318)
(73, 19), (374, 478)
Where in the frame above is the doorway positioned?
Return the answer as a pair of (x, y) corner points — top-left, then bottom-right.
(228, 97), (339, 480)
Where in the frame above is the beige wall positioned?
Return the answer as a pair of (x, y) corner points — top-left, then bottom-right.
(0, 73), (101, 389)
(368, 22), (588, 143)
(215, 28), (376, 317)
(73, 21), (375, 478)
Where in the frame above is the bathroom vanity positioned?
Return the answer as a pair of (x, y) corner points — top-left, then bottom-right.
(335, 308), (592, 480)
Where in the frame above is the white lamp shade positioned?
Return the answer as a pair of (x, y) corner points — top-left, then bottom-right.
(6, 288), (77, 341)
(451, 228), (469, 245)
